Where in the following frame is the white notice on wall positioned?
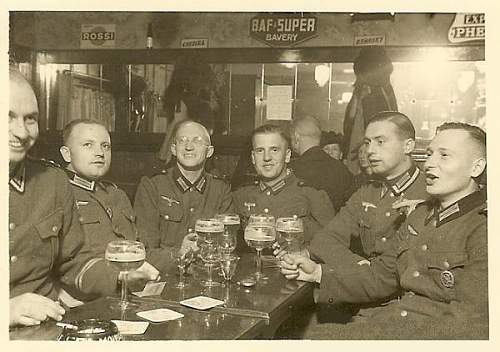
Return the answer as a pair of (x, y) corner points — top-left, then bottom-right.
(266, 85), (293, 120)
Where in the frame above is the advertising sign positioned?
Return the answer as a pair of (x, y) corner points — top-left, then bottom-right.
(81, 24), (116, 49)
(448, 13), (485, 43)
(250, 14), (317, 47)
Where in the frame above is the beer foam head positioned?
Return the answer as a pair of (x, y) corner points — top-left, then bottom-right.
(215, 213), (241, 225)
(195, 218), (224, 232)
(105, 251), (145, 262)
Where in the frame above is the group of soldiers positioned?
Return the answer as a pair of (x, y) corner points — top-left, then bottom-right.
(9, 65), (488, 339)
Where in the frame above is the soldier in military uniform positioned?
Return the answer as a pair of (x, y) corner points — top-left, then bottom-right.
(232, 124), (334, 252)
(280, 122), (487, 339)
(59, 119), (138, 254)
(8, 67), (157, 327)
(134, 120), (233, 273)
(273, 111), (428, 328)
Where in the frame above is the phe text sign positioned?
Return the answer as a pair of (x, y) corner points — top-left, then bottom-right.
(354, 35), (386, 46)
(81, 24), (116, 49)
(250, 14), (317, 47)
(448, 13), (484, 43)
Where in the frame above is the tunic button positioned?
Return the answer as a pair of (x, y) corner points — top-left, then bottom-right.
(412, 271), (420, 278)
(381, 237), (387, 242)
(421, 244), (428, 251)
(400, 310), (408, 317)
(390, 193), (394, 198)
(79, 217), (84, 223)
(264, 208), (269, 213)
(443, 261), (450, 269)
(52, 225), (58, 232)
(328, 298), (334, 304)
(11, 255), (18, 263)
(189, 207), (195, 213)
(164, 215), (170, 220)
(9, 223), (16, 230)
(266, 191), (271, 196)
(385, 212), (391, 217)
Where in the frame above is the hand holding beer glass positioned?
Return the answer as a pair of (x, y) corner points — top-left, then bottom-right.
(104, 240), (146, 310)
(276, 216), (304, 254)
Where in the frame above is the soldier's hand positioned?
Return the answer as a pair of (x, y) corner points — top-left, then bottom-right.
(180, 232), (199, 256)
(279, 254), (300, 280)
(280, 254), (321, 283)
(128, 261), (160, 282)
(10, 293), (65, 327)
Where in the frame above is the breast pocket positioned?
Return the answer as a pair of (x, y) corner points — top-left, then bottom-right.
(112, 207), (138, 241)
(34, 209), (63, 271)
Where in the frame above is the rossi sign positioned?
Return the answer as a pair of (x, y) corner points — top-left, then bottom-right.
(250, 14), (317, 47)
(81, 24), (116, 49)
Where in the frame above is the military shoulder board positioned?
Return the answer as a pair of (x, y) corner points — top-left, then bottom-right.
(33, 157), (62, 169)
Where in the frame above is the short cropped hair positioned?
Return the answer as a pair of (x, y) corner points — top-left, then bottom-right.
(368, 111), (416, 140)
(62, 119), (108, 145)
(436, 122), (486, 158)
(251, 124), (290, 149)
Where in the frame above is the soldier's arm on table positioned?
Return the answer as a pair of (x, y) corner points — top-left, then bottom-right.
(315, 239), (400, 304)
(308, 188), (364, 265)
(56, 179), (119, 298)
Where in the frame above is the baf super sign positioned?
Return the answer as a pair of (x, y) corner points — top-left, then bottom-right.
(250, 14), (317, 47)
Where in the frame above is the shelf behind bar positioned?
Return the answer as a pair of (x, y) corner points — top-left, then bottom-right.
(36, 45), (484, 64)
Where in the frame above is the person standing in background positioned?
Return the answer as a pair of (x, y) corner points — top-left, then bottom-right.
(344, 47), (397, 175)
(289, 116), (354, 212)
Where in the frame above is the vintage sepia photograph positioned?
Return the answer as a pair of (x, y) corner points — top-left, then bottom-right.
(6, 3), (495, 344)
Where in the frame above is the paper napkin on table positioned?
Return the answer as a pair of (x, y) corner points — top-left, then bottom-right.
(136, 308), (184, 323)
(111, 320), (149, 335)
(179, 296), (225, 310)
(132, 281), (166, 297)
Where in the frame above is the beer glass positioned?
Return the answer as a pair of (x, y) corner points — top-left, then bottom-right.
(276, 216), (304, 254)
(215, 213), (240, 255)
(244, 214), (276, 280)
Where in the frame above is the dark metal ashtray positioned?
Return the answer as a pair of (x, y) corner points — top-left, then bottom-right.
(57, 319), (121, 341)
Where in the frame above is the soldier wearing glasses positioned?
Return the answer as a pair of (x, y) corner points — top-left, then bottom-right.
(134, 120), (233, 273)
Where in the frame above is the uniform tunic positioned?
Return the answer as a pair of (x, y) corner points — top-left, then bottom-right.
(134, 166), (233, 272)
(232, 172), (335, 250)
(9, 159), (119, 301)
(310, 166), (428, 267)
(310, 190), (488, 339)
(66, 170), (138, 255)
(289, 146), (354, 212)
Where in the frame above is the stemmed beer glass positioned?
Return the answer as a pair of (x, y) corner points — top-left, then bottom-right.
(105, 240), (146, 310)
(276, 216), (304, 254)
(215, 213), (240, 255)
(244, 214), (276, 280)
(196, 218), (224, 287)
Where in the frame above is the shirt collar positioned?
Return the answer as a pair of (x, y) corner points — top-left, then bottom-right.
(9, 163), (26, 193)
(65, 169), (97, 191)
(425, 190), (487, 227)
(381, 164), (419, 197)
(258, 168), (292, 195)
(173, 166), (207, 194)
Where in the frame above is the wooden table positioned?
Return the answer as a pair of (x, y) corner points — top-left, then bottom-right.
(10, 253), (314, 340)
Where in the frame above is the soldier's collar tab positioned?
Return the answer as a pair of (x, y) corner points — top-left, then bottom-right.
(258, 168), (292, 195)
(173, 166), (207, 194)
(65, 169), (96, 191)
(9, 163), (26, 193)
(382, 165), (419, 197)
(428, 190), (486, 227)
